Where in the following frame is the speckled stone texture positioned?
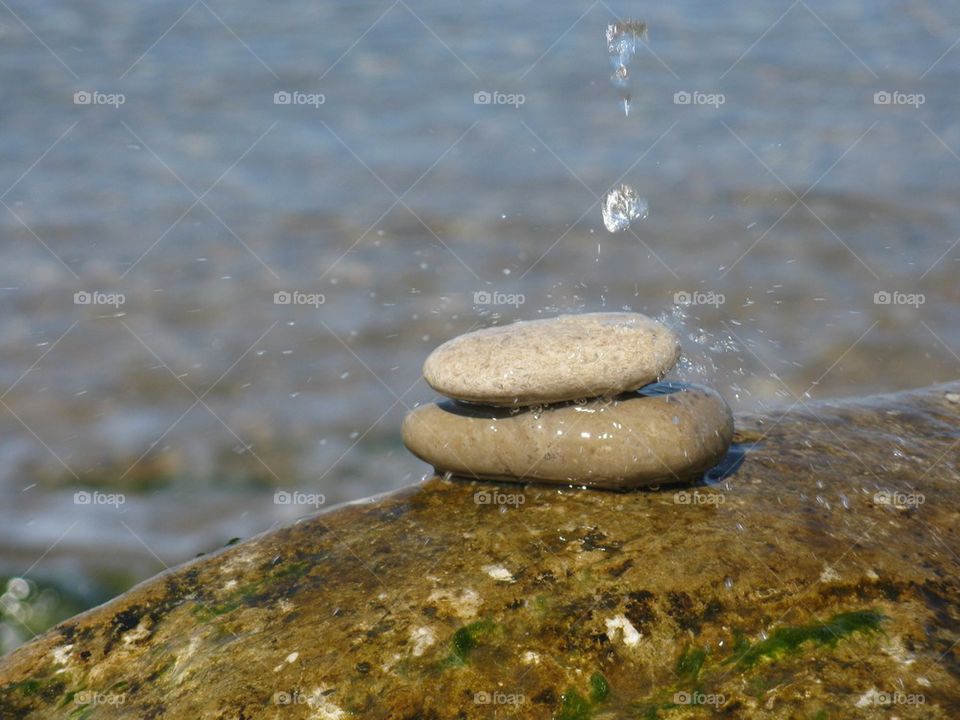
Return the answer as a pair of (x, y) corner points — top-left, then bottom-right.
(3, 383), (960, 718)
(402, 383), (734, 488)
(422, 312), (681, 406)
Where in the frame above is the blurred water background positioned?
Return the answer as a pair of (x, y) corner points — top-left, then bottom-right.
(2, 0), (960, 650)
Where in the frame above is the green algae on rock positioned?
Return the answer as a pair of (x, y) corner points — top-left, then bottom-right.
(731, 609), (886, 669)
(633, 608), (889, 718)
(4, 383), (960, 718)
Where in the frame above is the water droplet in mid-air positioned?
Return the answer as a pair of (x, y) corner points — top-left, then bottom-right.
(606, 20), (647, 115)
(601, 183), (648, 233)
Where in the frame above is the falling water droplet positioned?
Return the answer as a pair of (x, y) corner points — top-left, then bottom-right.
(606, 20), (647, 116)
(602, 183), (648, 233)
(611, 64), (630, 88)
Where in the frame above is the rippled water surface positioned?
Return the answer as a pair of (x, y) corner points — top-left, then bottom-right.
(2, 0), (960, 649)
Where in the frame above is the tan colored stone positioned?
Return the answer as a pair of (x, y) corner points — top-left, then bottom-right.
(401, 382), (733, 488)
(422, 312), (680, 406)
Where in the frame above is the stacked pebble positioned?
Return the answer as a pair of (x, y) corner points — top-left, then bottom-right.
(402, 312), (733, 489)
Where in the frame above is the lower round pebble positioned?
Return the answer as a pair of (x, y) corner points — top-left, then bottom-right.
(401, 382), (734, 489)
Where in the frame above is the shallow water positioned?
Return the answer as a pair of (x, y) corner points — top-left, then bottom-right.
(2, 0), (960, 649)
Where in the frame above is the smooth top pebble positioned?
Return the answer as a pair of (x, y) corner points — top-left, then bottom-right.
(423, 312), (681, 406)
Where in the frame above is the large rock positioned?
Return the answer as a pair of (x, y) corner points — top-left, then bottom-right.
(3, 383), (960, 718)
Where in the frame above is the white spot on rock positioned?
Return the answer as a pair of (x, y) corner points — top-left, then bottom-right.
(522, 651), (541, 665)
(605, 614), (641, 646)
(819, 565), (840, 583)
(122, 623), (150, 644)
(51, 644), (73, 666)
(410, 626), (436, 656)
(482, 564), (515, 582)
(855, 688), (883, 708)
(427, 587), (483, 619)
(306, 687), (346, 719)
(380, 652), (401, 673)
(171, 636), (203, 682)
(274, 650), (300, 671)
(882, 637), (916, 666)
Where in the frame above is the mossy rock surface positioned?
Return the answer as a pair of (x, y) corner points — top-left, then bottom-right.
(3, 383), (960, 718)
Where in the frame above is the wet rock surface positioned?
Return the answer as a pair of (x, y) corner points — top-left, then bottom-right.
(3, 383), (960, 718)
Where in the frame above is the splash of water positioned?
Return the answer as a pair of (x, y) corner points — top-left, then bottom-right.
(606, 20), (647, 116)
(601, 183), (648, 233)
(654, 304), (748, 405)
